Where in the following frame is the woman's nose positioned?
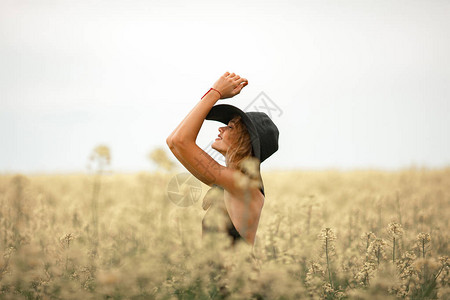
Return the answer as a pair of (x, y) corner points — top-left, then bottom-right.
(218, 127), (224, 133)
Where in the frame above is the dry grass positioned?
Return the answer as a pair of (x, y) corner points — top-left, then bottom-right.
(0, 168), (449, 299)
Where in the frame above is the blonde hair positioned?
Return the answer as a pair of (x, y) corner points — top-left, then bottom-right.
(225, 116), (263, 189)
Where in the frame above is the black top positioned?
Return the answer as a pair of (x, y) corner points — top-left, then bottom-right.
(202, 184), (265, 245)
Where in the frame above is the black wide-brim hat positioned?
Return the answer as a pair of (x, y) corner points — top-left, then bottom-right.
(205, 104), (279, 164)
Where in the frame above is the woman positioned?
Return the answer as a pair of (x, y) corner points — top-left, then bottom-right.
(166, 72), (279, 247)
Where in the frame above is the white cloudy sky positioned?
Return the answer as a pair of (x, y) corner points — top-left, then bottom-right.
(1, 0), (449, 174)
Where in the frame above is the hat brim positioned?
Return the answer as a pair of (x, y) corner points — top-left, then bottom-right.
(205, 104), (265, 196)
(205, 104), (261, 161)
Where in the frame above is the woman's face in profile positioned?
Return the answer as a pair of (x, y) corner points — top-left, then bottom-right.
(211, 119), (237, 156)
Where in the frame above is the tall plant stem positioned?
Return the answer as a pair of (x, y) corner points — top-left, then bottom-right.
(325, 237), (333, 288)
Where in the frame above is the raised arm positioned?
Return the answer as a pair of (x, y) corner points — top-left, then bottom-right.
(166, 72), (248, 142)
(166, 72), (249, 190)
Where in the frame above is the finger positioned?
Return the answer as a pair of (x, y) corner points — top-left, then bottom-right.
(234, 75), (241, 81)
(236, 78), (247, 84)
(234, 81), (247, 90)
(236, 82), (247, 93)
(224, 71), (230, 77)
(229, 73), (235, 78)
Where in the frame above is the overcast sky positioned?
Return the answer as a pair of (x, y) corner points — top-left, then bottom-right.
(1, 0), (449, 174)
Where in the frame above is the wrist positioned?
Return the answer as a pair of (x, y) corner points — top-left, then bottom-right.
(210, 88), (222, 98)
(201, 87), (222, 100)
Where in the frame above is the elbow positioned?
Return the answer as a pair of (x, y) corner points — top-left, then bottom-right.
(166, 135), (185, 149)
(166, 136), (173, 148)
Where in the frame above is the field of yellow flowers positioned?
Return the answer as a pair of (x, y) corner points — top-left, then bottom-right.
(0, 167), (449, 299)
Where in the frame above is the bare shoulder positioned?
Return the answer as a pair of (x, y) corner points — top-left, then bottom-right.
(223, 185), (264, 244)
(254, 187), (265, 208)
(224, 186), (264, 210)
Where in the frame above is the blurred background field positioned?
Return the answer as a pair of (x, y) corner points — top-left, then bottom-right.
(0, 167), (448, 299)
(2, 1), (449, 299)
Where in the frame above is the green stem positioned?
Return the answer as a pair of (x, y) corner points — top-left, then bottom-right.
(377, 246), (380, 266)
(392, 237), (396, 263)
(422, 240), (425, 259)
(325, 237), (333, 288)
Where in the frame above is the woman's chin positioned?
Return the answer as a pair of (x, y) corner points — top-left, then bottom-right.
(211, 144), (223, 153)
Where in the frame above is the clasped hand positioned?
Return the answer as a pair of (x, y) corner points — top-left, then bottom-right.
(212, 72), (248, 99)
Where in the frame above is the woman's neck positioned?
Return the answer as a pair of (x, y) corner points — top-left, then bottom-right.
(226, 161), (239, 170)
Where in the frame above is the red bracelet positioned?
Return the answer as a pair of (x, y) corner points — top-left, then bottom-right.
(201, 88), (222, 99)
